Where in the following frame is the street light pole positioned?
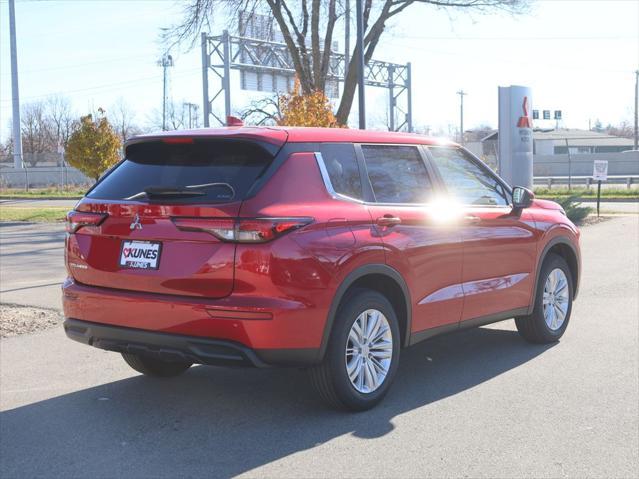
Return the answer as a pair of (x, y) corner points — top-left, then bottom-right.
(634, 69), (638, 150)
(457, 90), (467, 144)
(9, 0), (23, 169)
(158, 53), (174, 131)
(355, 0), (366, 129)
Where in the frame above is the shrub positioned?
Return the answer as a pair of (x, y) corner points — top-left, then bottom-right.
(556, 196), (591, 224)
(278, 79), (341, 128)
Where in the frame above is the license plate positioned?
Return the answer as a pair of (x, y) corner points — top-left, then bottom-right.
(119, 240), (162, 270)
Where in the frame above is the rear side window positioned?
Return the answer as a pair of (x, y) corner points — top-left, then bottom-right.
(319, 143), (363, 200)
(88, 140), (273, 203)
(428, 147), (509, 206)
(362, 145), (433, 204)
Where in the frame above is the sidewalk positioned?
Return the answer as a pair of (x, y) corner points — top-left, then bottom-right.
(0, 199), (78, 208)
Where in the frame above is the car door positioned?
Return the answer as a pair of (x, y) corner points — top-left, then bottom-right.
(427, 146), (538, 321)
(358, 144), (465, 336)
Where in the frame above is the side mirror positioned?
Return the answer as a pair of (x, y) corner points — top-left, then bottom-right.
(512, 186), (534, 210)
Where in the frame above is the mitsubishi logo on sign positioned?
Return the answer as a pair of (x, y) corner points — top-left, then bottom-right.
(517, 96), (532, 128)
(130, 214), (143, 231)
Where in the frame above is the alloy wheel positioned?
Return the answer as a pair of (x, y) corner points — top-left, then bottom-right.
(543, 268), (570, 331)
(345, 309), (393, 394)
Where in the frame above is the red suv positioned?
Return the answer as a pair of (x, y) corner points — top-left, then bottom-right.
(63, 127), (580, 410)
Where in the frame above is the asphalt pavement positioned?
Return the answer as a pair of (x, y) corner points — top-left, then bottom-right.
(0, 216), (638, 478)
(0, 222), (66, 309)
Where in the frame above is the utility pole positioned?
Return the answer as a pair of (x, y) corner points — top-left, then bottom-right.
(9, 0), (23, 169)
(158, 53), (174, 131)
(457, 90), (467, 144)
(344, 0), (350, 78)
(183, 102), (198, 129)
(355, 0), (366, 129)
(634, 69), (638, 150)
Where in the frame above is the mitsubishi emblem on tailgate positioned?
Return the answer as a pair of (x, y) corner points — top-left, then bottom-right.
(130, 214), (142, 230)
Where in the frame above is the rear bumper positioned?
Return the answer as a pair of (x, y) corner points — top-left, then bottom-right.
(64, 318), (319, 367)
(62, 279), (326, 366)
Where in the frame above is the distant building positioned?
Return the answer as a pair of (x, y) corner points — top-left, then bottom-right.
(478, 129), (634, 158)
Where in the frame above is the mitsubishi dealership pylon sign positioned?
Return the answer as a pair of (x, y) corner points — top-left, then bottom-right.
(498, 85), (533, 188)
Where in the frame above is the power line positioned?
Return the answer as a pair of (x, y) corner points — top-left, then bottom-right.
(402, 35), (637, 41)
(385, 40), (635, 74)
(0, 52), (159, 77)
(2, 0), (178, 3)
(0, 66), (201, 104)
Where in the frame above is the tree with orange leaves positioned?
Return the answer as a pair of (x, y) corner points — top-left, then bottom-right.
(278, 79), (341, 128)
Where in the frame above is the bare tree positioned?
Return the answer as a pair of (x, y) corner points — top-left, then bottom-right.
(605, 121), (633, 139)
(171, 0), (529, 125)
(14, 96), (78, 166)
(147, 101), (190, 131)
(241, 95), (283, 126)
(21, 102), (51, 167)
(44, 95), (75, 148)
(0, 136), (13, 165)
(110, 98), (144, 142)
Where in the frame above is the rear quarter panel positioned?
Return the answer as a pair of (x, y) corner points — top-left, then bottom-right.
(236, 151), (385, 349)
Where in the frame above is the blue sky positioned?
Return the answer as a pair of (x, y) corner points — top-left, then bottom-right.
(1, 0), (638, 140)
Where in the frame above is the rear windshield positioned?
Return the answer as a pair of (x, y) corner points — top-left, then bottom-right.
(87, 140), (273, 203)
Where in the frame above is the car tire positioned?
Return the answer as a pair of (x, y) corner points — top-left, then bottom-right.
(309, 289), (400, 411)
(121, 352), (192, 377)
(515, 253), (573, 344)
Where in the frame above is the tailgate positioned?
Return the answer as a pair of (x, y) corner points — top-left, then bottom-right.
(66, 138), (279, 298)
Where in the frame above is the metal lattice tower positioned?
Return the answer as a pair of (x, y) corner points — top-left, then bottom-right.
(201, 30), (412, 131)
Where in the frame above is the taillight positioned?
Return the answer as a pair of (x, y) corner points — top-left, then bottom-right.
(172, 217), (313, 243)
(66, 211), (108, 233)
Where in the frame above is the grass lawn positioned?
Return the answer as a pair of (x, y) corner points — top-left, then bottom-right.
(0, 187), (86, 199)
(534, 187), (638, 200)
(0, 207), (68, 222)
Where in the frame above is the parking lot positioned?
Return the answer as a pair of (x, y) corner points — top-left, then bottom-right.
(1, 215), (638, 478)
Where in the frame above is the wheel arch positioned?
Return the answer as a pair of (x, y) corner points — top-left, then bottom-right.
(528, 236), (580, 315)
(319, 264), (412, 359)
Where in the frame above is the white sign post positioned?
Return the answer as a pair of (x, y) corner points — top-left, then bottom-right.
(592, 160), (608, 217)
(498, 85), (533, 188)
(593, 160), (608, 181)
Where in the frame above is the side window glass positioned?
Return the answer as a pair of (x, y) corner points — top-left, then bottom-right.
(428, 147), (509, 206)
(320, 143), (363, 200)
(362, 145), (433, 204)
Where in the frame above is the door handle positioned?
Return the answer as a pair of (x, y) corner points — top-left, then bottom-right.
(463, 215), (481, 224)
(376, 215), (402, 227)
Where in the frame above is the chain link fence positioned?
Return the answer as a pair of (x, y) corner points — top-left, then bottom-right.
(0, 164), (91, 190)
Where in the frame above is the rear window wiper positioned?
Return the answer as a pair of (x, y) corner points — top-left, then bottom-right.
(185, 182), (236, 199)
(125, 183), (235, 201)
(125, 187), (206, 200)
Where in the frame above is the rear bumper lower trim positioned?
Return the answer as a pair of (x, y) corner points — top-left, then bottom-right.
(64, 318), (319, 367)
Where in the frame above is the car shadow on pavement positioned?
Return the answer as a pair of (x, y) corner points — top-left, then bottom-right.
(1, 324), (555, 478)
